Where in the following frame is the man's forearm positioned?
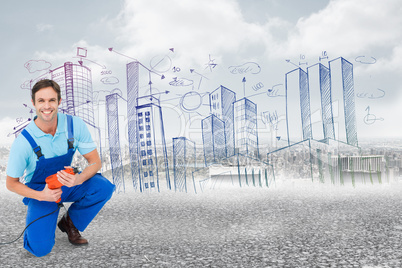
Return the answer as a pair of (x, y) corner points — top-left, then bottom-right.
(76, 161), (101, 184)
(6, 176), (44, 201)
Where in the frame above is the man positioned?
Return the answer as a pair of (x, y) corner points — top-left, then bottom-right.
(6, 79), (115, 257)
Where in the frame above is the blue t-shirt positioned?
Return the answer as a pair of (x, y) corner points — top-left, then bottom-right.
(6, 113), (96, 183)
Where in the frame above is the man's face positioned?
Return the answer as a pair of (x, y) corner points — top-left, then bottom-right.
(32, 87), (61, 124)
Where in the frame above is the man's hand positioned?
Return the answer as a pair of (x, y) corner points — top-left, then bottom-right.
(57, 166), (81, 187)
(41, 184), (63, 202)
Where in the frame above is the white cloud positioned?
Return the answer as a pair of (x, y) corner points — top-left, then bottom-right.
(109, 0), (402, 70)
(282, 0), (402, 58)
(112, 0), (267, 68)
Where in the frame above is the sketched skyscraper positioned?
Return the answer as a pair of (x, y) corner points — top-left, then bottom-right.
(307, 63), (335, 141)
(106, 93), (124, 193)
(233, 98), (259, 158)
(202, 114), (226, 166)
(285, 68), (312, 145)
(126, 61), (140, 190)
(136, 96), (171, 192)
(173, 137), (196, 193)
(209, 85), (236, 157)
(329, 57), (358, 147)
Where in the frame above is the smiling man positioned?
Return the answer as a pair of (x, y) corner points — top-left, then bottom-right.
(6, 79), (115, 257)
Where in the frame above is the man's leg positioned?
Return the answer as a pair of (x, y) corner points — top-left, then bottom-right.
(24, 200), (60, 257)
(61, 173), (115, 232)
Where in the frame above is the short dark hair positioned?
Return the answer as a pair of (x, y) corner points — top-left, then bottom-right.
(31, 79), (61, 104)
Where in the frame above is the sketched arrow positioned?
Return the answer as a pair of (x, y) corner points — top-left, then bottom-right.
(13, 118), (31, 130)
(242, 77), (246, 97)
(190, 69), (209, 79)
(108, 47), (138, 61)
(109, 47), (166, 81)
(73, 57), (106, 69)
(285, 59), (299, 68)
(150, 90), (170, 97)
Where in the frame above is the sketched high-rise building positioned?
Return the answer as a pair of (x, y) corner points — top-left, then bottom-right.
(329, 57), (358, 147)
(307, 63), (335, 141)
(106, 93), (124, 193)
(233, 98), (259, 158)
(173, 137), (196, 193)
(136, 96), (171, 192)
(285, 68), (312, 145)
(126, 61), (140, 190)
(209, 85), (236, 157)
(202, 114), (226, 166)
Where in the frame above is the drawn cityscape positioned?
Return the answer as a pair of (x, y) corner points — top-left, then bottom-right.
(6, 49), (398, 194)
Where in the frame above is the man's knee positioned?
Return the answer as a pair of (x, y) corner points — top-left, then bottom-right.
(88, 173), (115, 201)
(25, 239), (54, 257)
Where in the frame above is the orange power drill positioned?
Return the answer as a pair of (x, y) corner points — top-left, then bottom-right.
(45, 167), (79, 203)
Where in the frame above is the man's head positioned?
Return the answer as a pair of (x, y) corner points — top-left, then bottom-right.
(31, 79), (62, 126)
(31, 79), (61, 105)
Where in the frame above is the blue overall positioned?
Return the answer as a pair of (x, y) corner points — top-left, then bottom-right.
(21, 115), (115, 257)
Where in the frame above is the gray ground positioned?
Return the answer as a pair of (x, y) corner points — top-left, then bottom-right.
(1, 179), (402, 267)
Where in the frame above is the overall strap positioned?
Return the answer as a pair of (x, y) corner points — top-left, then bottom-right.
(66, 114), (74, 150)
(21, 129), (44, 159)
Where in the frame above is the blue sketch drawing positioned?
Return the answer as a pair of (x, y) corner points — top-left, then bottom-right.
(106, 93), (125, 193)
(269, 56), (362, 183)
(364, 106), (384, 125)
(24, 59), (52, 73)
(173, 137), (196, 193)
(285, 57), (357, 147)
(209, 86), (236, 157)
(15, 45), (370, 194)
(233, 98), (259, 158)
(202, 115), (226, 166)
(136, 95), (171, 192)
(126, 61), (141, 190)
(329, 57), (358, 147)
(285, 68), (312, 145)
(307, 63), (335, 141)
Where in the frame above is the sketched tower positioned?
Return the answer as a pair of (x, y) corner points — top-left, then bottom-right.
(209, 85), (236, 157)
(126, 61), (140, 190)
(233, 98), (259, 158)
(136, 96), (171, 192)
(307, 63), (335, 141)
(106, 93), (125, 193)
(50, 62), (95, 127)
(173, 137), (196, 192)
(329, 57), (358, 147)
(285, 68), (312, 145)
(202, 114), (226, 166)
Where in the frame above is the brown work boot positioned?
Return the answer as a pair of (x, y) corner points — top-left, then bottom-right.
(57, 213), (88, 245)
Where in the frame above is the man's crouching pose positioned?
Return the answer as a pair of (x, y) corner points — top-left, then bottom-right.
(6, 79), (115, 257)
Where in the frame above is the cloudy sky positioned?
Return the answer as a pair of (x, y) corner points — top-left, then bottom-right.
(1, 0), (401, 147)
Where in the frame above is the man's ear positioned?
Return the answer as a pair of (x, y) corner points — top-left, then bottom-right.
(31, 98), (35, 105)
(59, 98), (62, 105)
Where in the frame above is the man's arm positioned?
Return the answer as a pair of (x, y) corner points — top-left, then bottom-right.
(6, 176), (62, 202)
(57, 149), (101, 187)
